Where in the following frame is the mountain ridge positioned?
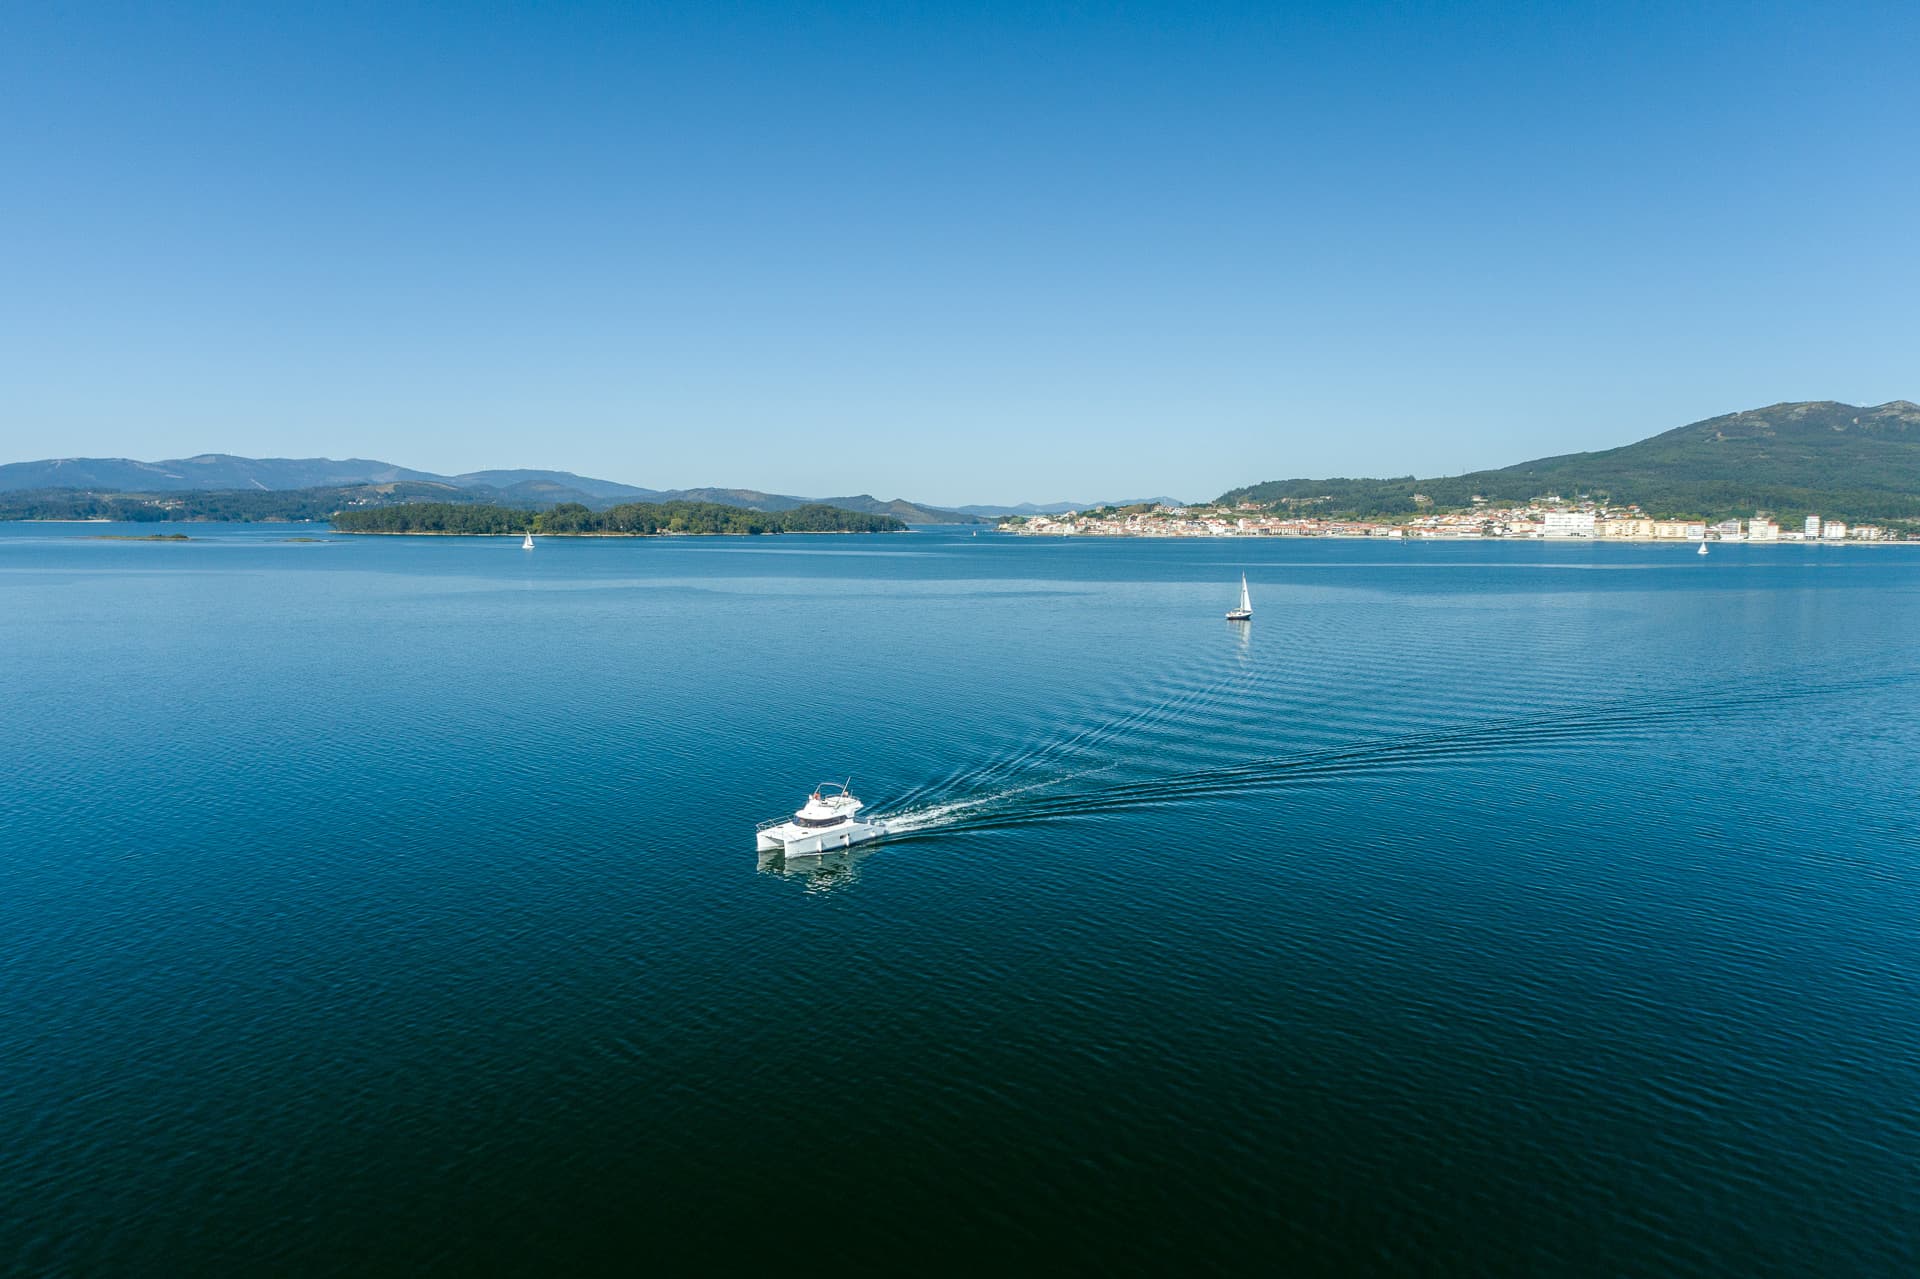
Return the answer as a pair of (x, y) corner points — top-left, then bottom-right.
(646, 488), (981, 523)
(0, 455), (983, 523)
(951, 497), (1190, 517)
(1220, 400), (1920, 523)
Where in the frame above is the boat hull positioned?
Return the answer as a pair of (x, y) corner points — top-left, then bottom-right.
(759, 819), (887, 857)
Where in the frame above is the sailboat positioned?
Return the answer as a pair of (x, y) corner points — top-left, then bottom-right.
(523, 531), (535, 550)
(1697, 540), (1708, 557)
(1225, 573), (1253, 621)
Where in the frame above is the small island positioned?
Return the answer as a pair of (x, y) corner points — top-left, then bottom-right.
(330, 500), (908, 536)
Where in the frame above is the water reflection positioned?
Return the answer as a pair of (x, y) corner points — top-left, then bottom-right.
(757, 843), (880, 891)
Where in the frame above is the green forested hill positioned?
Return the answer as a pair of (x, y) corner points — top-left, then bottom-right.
(331, 500), (906, 535)
(658, 488), (985, 523)
(0, 482), (476, 522)
(1221, 400), (1920, 522)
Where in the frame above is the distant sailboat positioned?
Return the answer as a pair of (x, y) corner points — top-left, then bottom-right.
(523, 531), (535, 550)
(1697, 541), (1708, 557)
(1225, 573), (1253, 621)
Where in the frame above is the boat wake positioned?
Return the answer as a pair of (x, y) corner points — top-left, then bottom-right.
(876, 767), (1116, 836)
(869, 666), (1917, 846)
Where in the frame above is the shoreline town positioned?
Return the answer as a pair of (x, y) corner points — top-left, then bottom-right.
(999, 501), (1911, 542)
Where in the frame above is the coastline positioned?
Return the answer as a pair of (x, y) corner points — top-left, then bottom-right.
(1002, 530), (1915, 546)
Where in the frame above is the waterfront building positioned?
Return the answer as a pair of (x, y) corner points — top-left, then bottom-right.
(1003, 504), (1890, 543)
(1806, 514), (1822, 538)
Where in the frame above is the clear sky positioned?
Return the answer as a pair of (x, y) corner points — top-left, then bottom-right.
(2, 1), (1915, 505)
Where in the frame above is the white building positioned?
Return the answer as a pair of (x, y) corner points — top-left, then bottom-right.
(1542, 511), (1596, 538)
(1712, 518), (1744, 542)
(1805, 515), (1822, 538)
(1823, 521), (1848, 541)
(1748, 518), (1778, 541)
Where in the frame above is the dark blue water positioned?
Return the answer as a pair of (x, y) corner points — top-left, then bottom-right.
(4, 524), (1917, 1275)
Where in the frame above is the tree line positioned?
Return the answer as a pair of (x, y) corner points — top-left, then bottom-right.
(0, 483), (519, 523)
(1217, 474), (1920, 526)
(330, 500), (907, 535)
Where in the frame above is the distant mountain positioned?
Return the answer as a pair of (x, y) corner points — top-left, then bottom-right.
(0, 454), (446, 493)
(1220, 401), (1920, 523)
(652, 487), (985, 524)
(815, 495), (984, 524)
(452, 469), (661, 502)
(656, 486), (809, 511)
(0, 481), (477, 523)
(952, 497), (1188, 517)
(0, 454), (648, 507)
(0, 453), (986, 522)
(0, 482), (929, 529)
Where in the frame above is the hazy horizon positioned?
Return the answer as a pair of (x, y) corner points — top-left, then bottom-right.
(3, 2), (1915, 506)
(9, 393), (1916, 510)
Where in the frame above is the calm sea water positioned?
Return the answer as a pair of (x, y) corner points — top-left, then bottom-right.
(3, 523), (1916, 1275)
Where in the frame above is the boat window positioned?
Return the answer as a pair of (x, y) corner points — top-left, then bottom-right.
(793, 814), (847, 828)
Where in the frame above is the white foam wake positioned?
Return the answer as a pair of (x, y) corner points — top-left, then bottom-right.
(874, 766), (1114, 837)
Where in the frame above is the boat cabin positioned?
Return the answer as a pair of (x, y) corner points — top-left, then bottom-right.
(790, 782), (864, 827)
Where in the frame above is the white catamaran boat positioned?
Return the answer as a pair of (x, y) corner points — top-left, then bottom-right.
(523, 531), (535, 550)
(1225, 573), (1253, 621)
(756, 781), (887, 856)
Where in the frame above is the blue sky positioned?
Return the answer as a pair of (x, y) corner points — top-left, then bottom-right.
(2, 1), (1915, 504)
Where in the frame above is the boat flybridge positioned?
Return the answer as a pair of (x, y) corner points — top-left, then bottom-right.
(756, 781), (887, 856)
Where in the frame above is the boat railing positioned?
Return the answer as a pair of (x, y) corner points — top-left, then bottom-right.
(756, 815), (794, 832)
